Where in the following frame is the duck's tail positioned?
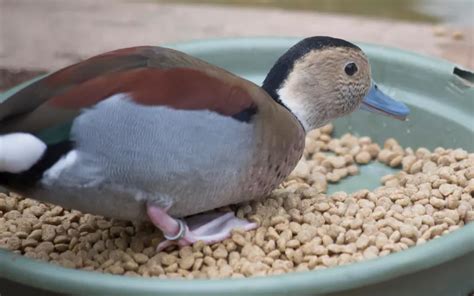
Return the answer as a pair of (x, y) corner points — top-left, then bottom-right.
(0, 133), (47, 174)
(1, 136), (73, 191)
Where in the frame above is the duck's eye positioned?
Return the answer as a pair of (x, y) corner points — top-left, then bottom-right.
(344, 62), (358, 76)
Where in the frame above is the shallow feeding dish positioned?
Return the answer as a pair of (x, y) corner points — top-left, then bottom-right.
(0, 38), (473, 296)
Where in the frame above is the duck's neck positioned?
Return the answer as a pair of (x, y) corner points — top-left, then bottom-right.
(262, 52), (313, 132)
(261, 85), (309, 133)
(261, 56), (292, 107)
(261, 79), (285, 107)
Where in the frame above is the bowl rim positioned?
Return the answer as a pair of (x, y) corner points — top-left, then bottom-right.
(1, 224), (473, 295)
(1, 37), (473, 295)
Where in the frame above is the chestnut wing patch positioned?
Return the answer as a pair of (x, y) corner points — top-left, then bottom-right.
(0, 47), (154, 122)
(48, 67), (258, 121)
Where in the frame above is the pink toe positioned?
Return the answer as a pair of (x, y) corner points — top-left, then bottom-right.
(154, 210), (258, 251)
(156, 240), (173, 252)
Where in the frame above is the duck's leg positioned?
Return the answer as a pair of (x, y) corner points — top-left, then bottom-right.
(147, 202), (257, 251)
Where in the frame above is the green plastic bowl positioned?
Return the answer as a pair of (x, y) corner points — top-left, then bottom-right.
(1, 38), (473, 296)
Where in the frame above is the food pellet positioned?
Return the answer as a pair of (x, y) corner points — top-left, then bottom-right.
(0, 123), (472, 279)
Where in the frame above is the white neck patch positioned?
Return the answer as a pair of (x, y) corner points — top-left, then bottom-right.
(277, 87), (310, 132)
(0, 133), (47, 173)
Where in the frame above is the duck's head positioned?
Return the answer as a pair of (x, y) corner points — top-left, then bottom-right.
(262, 36), (410, 131)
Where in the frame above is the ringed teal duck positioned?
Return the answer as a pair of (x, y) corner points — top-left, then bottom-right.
(0, 37), (409, 250)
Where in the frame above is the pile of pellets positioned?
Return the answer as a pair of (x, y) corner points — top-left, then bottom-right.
(1, 123), (473, 279)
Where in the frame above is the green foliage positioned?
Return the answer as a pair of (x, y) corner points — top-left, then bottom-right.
(156, 0), (438, 22)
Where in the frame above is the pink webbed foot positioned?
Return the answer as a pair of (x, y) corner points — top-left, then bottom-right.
(146, 204), (257, 251)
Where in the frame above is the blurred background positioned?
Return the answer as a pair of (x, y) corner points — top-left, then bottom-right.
(0, 0), (473, 91)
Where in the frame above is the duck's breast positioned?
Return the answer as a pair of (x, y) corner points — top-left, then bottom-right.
(241, 100), (306, 199)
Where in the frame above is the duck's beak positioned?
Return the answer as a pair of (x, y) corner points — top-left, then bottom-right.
(360, 84), (410, 121)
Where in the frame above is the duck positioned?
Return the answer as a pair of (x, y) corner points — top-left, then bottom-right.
(0, 36), (409, 250)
